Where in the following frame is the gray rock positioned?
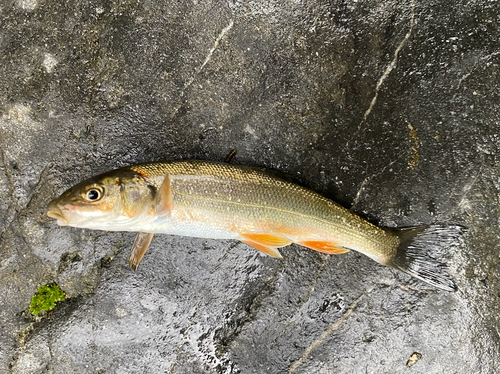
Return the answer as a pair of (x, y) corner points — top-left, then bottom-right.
(1, 0), (499, 372)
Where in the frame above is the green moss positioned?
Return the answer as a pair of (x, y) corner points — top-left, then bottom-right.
(29, 283), (66, 315)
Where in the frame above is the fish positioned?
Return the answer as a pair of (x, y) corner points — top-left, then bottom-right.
(47, 160), (464, 291)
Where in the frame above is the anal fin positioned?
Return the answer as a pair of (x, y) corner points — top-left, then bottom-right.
(298, 240), (350, 255)
(129, 232), (154, 271)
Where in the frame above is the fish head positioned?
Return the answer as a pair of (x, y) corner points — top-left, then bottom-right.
(47, 168), (156, 230)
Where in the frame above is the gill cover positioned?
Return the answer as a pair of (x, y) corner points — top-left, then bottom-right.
(116, 170), (157, 218)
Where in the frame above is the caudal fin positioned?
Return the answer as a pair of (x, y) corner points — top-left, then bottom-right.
(387, 225), (465, 291)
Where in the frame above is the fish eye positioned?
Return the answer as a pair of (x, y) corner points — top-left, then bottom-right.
(87, 189), (100, 200)
(82, 185), (104, 202)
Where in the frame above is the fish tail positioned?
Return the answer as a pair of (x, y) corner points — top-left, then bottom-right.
(386, 225), (465, 291)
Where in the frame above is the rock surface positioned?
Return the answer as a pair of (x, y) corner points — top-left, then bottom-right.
(1, 0), (499, 373)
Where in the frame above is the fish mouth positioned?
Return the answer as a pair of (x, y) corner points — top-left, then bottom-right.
(47, 205), (69, 226)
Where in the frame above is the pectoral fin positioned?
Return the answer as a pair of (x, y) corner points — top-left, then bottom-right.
(129, 232), (155, 271)
(298, 240), (350, 255)
(155, 174), (173, 215)
(239, 233), (292, 258)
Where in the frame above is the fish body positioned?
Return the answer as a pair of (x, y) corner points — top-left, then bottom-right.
(47, 160), (462, 291)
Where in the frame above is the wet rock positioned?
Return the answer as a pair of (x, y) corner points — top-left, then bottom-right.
(1, 0), (499, 373)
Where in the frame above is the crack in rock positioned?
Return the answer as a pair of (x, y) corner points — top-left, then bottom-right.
(453, 50), (500, 98)
(288, 290), (370, 374)
(359, 0), (417, 126)
(350, 159), (398, 211)
(171, 20), (234, 119)
(184, 20), (234, 89)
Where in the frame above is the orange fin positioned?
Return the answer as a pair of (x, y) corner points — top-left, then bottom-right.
(239, 233), (291, 258)
(241, 240), (283, 258)
(240, 233), (292, 247)
(298, 240), (350, 255)
(129, 232), (154, 271)
(155, 174), (173, 215)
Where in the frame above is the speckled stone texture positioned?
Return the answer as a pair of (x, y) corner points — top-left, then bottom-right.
(1, 0), (499, 373)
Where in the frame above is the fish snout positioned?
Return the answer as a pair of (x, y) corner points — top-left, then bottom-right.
(47, 200), (69, 226)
